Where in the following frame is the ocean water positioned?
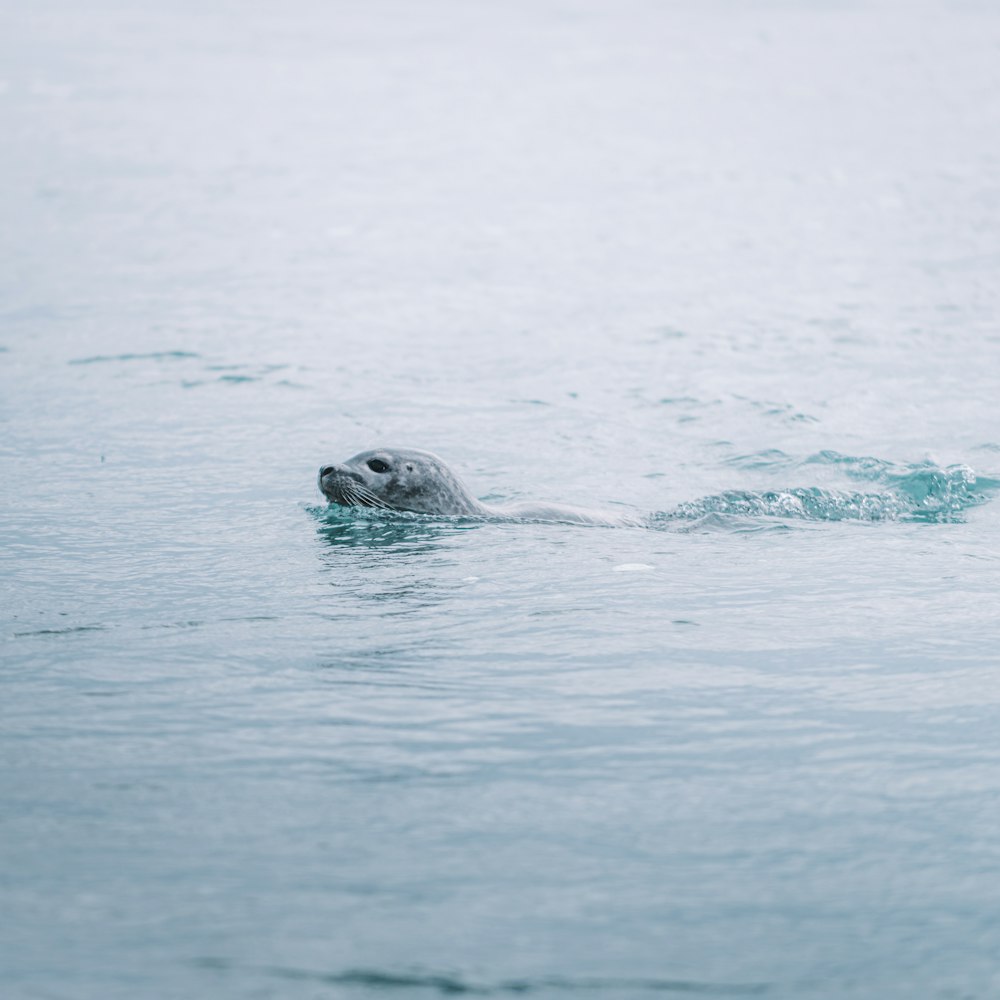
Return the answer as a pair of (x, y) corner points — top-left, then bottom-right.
(3, 1), (1000, 998)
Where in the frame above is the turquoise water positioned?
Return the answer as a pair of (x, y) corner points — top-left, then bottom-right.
(3, 1), (1000, 998)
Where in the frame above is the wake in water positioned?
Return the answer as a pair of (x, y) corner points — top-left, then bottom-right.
(654, 451), (999, 526)
(310, 448), (998, 532)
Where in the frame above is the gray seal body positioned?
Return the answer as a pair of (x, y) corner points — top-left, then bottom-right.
(318, 448), (631, 526)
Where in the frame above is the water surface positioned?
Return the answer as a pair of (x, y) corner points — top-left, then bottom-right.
(3, 1), (1000, 998)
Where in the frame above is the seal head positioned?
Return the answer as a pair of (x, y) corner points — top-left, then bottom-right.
(318, 448), (486, 516)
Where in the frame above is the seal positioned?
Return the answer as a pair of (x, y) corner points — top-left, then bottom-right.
(318, 447), (631, 526)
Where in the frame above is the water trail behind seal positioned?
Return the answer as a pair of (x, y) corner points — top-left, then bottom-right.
(650, 456), (998, 527)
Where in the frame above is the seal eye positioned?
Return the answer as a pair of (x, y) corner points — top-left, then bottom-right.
(367, 458), (390, 474)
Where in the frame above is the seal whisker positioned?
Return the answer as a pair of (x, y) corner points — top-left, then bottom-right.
(352, 485), (392, 510)
(342, 484), (369, 508)
(338, 484), (363, 507)
(345, 481), (391, 510)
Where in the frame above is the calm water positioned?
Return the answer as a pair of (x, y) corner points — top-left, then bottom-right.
(3, 1), (1000, 998)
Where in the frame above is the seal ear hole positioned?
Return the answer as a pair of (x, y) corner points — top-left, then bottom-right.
(406, 463), (414, 471)
(367, 458), (390, 474)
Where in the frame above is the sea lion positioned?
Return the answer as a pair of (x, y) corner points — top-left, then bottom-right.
(318, 448), (631, 526)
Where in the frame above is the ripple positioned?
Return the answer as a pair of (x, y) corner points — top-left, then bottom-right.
(12, 624), (107, 638)
(723, 450), (795, 472)
(192, 959), (771, 996)
(68, 351), (200, 365)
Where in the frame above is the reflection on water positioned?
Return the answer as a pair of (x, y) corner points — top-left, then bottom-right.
(310, 504), (484, 551)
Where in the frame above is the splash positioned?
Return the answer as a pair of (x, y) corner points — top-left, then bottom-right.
(657, 455), (998, 526)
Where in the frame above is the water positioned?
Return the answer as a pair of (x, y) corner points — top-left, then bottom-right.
(3, 1), (1000, 997)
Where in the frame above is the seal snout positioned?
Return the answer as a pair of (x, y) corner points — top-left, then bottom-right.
(318, 462), (369, 506)
(318, 463), (364, 483)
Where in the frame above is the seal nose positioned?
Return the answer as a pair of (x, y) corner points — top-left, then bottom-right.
(319, 466), (335, 478)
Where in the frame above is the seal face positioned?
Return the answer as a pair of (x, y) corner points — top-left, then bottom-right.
(318, 448), (486, 516)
